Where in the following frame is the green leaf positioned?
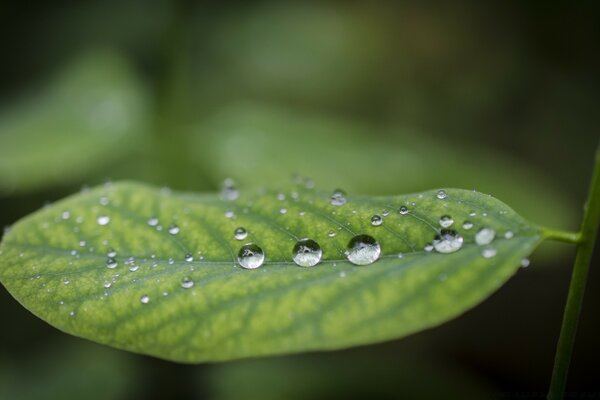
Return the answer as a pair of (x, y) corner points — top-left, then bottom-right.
(0, 51), (150, 195)
(0, 182), (543, 362)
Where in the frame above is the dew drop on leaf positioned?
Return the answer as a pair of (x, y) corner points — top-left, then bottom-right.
(181, 277), (194, 289)
(475, 228), (496, 245)
(106, 248), (117, 258)
(147, 217), (159, 227)
(482, 248), (497, 258)
(97, 215), (110, 226)
(371, 215), (383, 226)
(184, 253), (194, 262)
(433, 229), (464, 253)
(140, 295), (150, 304)
(345, 235), (381, 266)
(292, 238), (322, 267)
(504, 230), (514, 239)
(399, 206), (408, 215)
(462, 221), (473, 230)
(521, 258), (531, 268)
(168, 224), (180, 235)
(438, 215), (454, 228)
(330, 189), (347, 206)
(234, 227), (248, 241)
(106, 258), (118, 269)
(61, 211), (71, 220)
(237, 243), (265, 269)
(436, 190), (448, 199)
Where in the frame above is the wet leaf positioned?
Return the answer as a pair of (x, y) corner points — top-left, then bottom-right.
(0, 182), (544, 362)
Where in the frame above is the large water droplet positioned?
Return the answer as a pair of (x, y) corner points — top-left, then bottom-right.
(140, 295), (150, 304)
(181, 277), (194, 289)
(433, 229), (464, 253)
(436, 190), (448, 199)
(168, 224), (180, 235)
(439, 215), (454, 228)
(97, 215), (110, 226)
(371, 215), (383, 226)
(237, 243), (265, 269)
(330, 189), (347, 206)
(345, 235), (380, 266)
(475, 228), (496, 245)
(234, 227), (248, 240)
(292, 238), (322, 267)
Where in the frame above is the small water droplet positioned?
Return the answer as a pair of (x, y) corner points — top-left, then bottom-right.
(292, 238), (322, 267)
(61, 211), (71, 220)
(436, 190), (448, 200)
(224, 211), (235, 219)
(382, 210), (389, 217)
(371, 215), (383, 226)
(129, 265), (140, 272)
(279, 208), (288, 214)
(233, 227), (248, 241)
(62, 277), (70, 285)
(106, 248), (117, 258)
(106, 258), (118, 269)
(424, 244), (434, 252)
(469, 212), (477, 217)
(69, 311), (76, 317)
(99, 196), (109, 206)
(181, 276), (194, 289)
(221, 178), (239, 201)
(328, 231), (336, 238)
(140, 295), (150, 304)
(345, 235), (380, 266)
(462, 221), (473, 230)
(147, 217), (159, 226)
(330, 189), (347, 206)
(475, 228), (496, 245)
(399, 206), (409, 215)
(397, 253), (403, 258)
(168, 257), (175, 265)
(482, 248), (497, 258)
(103, 281), (112, 289)
(433, 229), (464, 253)
(277, 193), (286, 201)
(439, 215), (454, 228)
(168, 224), (180, 235)
(79, 240), (86, 247)
(184, 253), (193, 262)
(97, 215), (110, 225)
(237, 243), (265, 269)
(504, 230), (514, 239)
(520, 258), (530, 268)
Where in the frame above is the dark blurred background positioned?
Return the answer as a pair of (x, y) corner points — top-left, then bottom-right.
(0, 1), (598, 399)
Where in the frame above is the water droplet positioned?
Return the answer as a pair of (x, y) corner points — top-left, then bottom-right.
(62, 277), (70, 285)
(520, 258), (530, 268)
(61, 211), (71, 220)
(482, 248), (497, 258)
(140, 295), (150, 304)
(129, 265), (140, 272)
(279, 208), (288, 215)
(168, 224), (180, 235)
(224, 211), (235, 219)
(147, 217), (159, 226)
(504, 230), (514, 239)
(433, 229), (464, 253)
(371, 215), (383, 226)
(436, 190), (448, 200)
(424, 244), (434, 252)
(106, 258), (118, 269)
(439, 215), (454, 228)
(382, 210), (389, 217)
(168, 257), (175, 265)
(181, 276), (194, 289)
(237, 243), (265, 269)
(103, 281), (112, 289)
(277, 193), (286, 201)
(233, 227), (248, 241)
(184, 253), (193, 262)
(327, 231), (336, 238)
(221, 178), (239, 201)
(106, 248), (117, 258)
(475, 228), (496, 245)
(79, 240), (86, 247)
(399, 206), (409, 215)
(292, 238), (322, 267)
(462, 221), (473, 230)
(330, 189), (347, 206)
(469, 212), (477, 217)
(345, 235), (380, 266)
(99, 196), (109, 206)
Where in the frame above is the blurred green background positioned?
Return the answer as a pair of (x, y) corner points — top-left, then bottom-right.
(0, 0), (598, 398)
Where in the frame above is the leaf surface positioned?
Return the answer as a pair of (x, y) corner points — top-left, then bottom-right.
(0, 182), (543, 362)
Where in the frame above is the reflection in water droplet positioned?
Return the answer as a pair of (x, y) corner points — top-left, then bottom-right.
(371, 215), (383, 226)
(140, 295), (150, 304)
(97, 215), (110, 225)
(181, 277), (194, 289)
(462, 221), (473, 230)
(439, 215), (454, 228)
(238, 243), (265, 269)
(330, 189), (347, 206)
(345, 235), (380, 266)
(436, 190), (448, 199)
(475, 228), (496, 245)
(168, 224), (180, 235)
(433, 229), (464, 253)
(292, 238), (322, 267)
(234, 227), (248, 240)
(399, 206), (408, 215)
(106, 258), (118, 269)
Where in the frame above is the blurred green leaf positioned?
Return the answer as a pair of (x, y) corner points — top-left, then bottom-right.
(1, 182), (542, 362)
(0, 51), (150, 195)
(192, 103), (576, 231)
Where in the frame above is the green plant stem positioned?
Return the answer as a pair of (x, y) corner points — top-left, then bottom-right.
(548, 145), (600, 400)
(542, 228), (581, 244)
